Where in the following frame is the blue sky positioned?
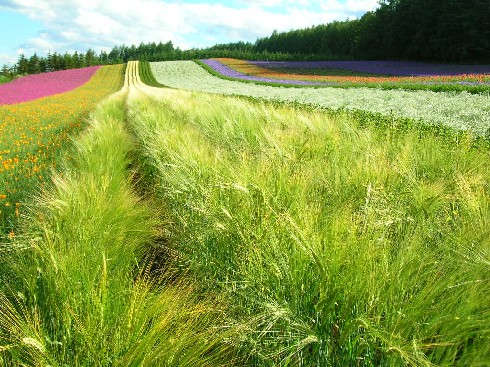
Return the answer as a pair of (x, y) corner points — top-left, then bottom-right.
(0, 0), (379, 65)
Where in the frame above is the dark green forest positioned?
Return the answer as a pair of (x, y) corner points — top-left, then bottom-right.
(255, 0), (490, 62)
(1, 0), (489, 78)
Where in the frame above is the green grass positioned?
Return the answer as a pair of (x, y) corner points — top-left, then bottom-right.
(1, 61), (488, 366)
(127, 87), (490, 366)
(139, 60), (167, 87)
(0, 89), (238, 366)
(0, 75), (10, 85)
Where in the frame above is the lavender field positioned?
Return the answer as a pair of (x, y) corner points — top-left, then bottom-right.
(250, 60), (490, 76)
(199, 58), (490, 92)
(200, 59), (327, 86)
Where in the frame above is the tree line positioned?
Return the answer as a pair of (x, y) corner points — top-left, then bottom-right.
(0, 41), (291, 80)
(2, 0), (488, 80)
(254, 0), (490, 62)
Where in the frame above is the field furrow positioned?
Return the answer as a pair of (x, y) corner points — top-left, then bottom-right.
(0, 59), (488, 366)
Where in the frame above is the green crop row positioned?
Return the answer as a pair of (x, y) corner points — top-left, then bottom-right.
(138, 60), (166, 88)
(126, 84), (490, 366)
(1, 81), (235, 365)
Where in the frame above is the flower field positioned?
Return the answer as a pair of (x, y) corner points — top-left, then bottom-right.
(200, 59), (326, 85)
(250, 59), (490, 76)
(0, 64), (125, 235)
(150, 60), (490, 136)
(200, 58), (490, 92)
(0, 66), (101, 105)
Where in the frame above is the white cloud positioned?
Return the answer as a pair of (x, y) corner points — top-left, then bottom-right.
(0, 53), (17, 65)
(345, 0), (379, 12)
(237, 0), (311, 6)
(2, 0), (379, 59)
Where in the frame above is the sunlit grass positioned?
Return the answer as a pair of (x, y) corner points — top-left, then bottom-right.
(1, 60), (488, 366)
(0, 88), (238, 366)
(127, 86), (490, 366)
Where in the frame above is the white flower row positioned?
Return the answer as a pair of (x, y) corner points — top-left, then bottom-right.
(150, 61), (490, 136)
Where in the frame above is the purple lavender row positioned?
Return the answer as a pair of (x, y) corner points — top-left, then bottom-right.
(249, 60), (490, 77)
(200, 59), (328, 86)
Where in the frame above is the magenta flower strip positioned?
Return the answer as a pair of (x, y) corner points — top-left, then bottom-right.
(0, 66), (101, 105)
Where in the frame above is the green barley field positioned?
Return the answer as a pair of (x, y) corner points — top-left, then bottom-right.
(0, 60), (489, 366)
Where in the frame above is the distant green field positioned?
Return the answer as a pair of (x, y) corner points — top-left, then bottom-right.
(0, 75), (10, 84)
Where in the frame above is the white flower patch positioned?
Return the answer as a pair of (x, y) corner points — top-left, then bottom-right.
(151, 61), (490, 136)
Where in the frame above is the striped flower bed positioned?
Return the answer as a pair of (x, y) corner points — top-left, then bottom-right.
(250, 60), (490, 77)
(200, 59), (326, 86)
(0, 65), (125, 235)
(202, 58), (490, 88)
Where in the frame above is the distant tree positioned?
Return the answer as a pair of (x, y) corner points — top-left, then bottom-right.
(126, 45), (137, 61)
(50, 52), (62, 70)
(99, 50), (109, 64)
(161, 41), (174, 53)
(84, 48), (97, 66)
(62, 52), (73, 69)
(17, 54), (29, 75)
(1, 64), (13, 78)
(72, 51), (83, 68)
(46, 51), (54, 72)
(27, 53), (41, 74)
(38, 57), (47, 73)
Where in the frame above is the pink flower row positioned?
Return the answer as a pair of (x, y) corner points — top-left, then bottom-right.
(0, 66), (101, 105)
